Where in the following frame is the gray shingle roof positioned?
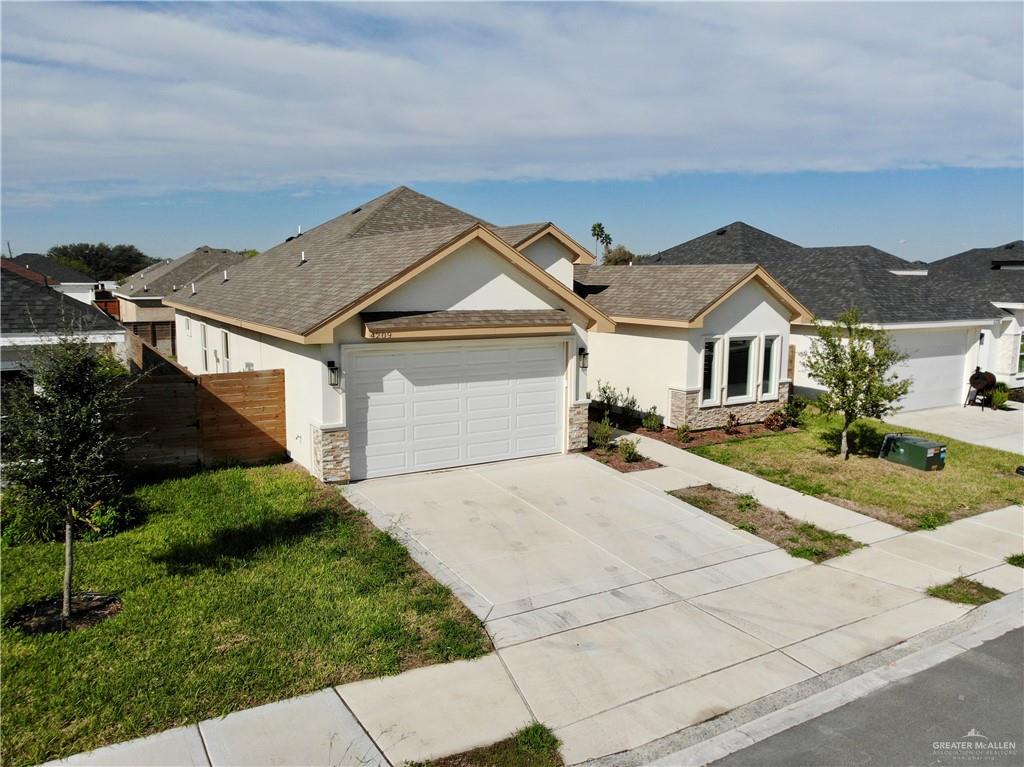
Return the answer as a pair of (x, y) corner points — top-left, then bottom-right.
(361, 309), (570, 331)
(574, 264), (759, 322)
(928, 241), (1024, 308)
(13, 253), (95, 284)
(118, 246), (246, 299)
(648, 222), (1007, 323)
(1, 268), (120, 335)
(169, 187), (502, 335)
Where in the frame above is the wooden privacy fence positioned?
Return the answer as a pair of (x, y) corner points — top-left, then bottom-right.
(122, 334), (287, 471)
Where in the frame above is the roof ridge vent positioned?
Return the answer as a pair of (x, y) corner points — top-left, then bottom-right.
(716, 228), (727, 236)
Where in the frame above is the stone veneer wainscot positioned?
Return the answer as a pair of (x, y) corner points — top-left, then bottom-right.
(568, 402), (590, 451)
(670, 382), (791, 430)
(312, 424), (350, 484)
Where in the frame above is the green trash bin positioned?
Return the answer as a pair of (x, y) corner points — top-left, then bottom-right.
(880, 434), (946, 471)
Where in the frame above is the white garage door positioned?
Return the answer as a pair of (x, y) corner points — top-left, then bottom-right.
(346, 342), (565, 480)
(894, 330), (970, 411)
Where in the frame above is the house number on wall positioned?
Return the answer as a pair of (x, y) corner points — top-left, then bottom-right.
(369, 330), (393, 339)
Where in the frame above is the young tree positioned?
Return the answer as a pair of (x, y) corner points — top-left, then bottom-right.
(2, 336), (136, 626)
(802, 307), (911, 460)
(590, 223), (612, 259)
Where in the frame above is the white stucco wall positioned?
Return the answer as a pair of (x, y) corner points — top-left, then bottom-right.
(585, 325), (688, 419)
(519, 234), (574, 288)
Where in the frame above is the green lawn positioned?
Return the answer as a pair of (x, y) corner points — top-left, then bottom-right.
(692, 412), (1023, 530)
(1, 466), (489, 767)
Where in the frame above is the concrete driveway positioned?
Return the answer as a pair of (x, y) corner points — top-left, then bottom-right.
(886, 401), (1023, 454)
(344, 454), (974, 764)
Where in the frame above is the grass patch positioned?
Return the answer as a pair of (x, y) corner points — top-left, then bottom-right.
(413, 723), (563, 767)
(671, 485), (861, 562)
(691, 411), (1023, 530)
(927, 577), (1004, 605)
(1, 465), (489, 767)
(1006, 554), (1024, 568)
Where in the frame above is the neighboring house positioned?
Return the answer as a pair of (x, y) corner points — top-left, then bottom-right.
(648, 222), (1011, 411)
(11, 253), (103, 305)
(115, 246), (246, 356)
(165, 186), (607, 482)
(0, 260), (126, 389)
(574, 264), (811, 429)
(928, 240), (1024, 392)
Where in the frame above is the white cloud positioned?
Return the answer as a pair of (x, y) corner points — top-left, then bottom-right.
(1, 2), (1020, 205)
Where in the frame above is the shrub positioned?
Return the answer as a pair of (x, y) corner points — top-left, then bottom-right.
(642, 406), (663, 432)
(617, 437), (642, 463)
(723, 412), (741, 435)
(621, 387), (639, 413)
(783, 395), (810, 427)
(592, 415), (614, 452)
(990, 388), (1009, 410)
(763, 410), (788, 432)
(596, 379), (620, 409)
(676, 423), (692, 443)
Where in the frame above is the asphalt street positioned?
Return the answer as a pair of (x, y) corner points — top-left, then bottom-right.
(711, 628), (1024, 767)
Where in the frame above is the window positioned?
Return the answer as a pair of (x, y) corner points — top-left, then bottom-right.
(726, 337), (757, 401)
(184, 317), (191, 337)
(200, 324), (209, 372)
(221, 331), (230, 374)
(701, 338), (721, 404)
(1018, 334), (1024, 374)
(761, 336), (779, 398)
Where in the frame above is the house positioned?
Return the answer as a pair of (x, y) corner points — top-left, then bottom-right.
(115, 246), (246, 356)
(928, 240), (1024, 392)
(574, 264), (811, 428)
(1, 260), (126, 390)
(648, 222), (1012, 411)
(164, 187), (607, 482)
(11, 253), (102, 305)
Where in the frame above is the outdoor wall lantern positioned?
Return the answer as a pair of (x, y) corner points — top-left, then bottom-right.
(326, 360), (340, 387)
(578, 348), (589, 369)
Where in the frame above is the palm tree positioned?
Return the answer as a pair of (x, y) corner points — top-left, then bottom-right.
(591, 223), (612, 259)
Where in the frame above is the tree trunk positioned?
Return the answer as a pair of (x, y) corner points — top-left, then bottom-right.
(841, 425), (850, 460)
(62, 509), (74, 628)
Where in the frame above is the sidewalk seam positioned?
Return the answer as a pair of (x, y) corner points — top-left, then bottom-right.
(331, 687), (394, 767)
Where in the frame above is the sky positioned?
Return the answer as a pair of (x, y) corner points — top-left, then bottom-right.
(2, 2), (1022, 263)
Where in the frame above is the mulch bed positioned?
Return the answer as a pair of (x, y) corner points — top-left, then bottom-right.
(632, 424), (798, 450)
(5, 592), (122, 635)
(581, 446), (662, 473)
(671, 485), (862, 562)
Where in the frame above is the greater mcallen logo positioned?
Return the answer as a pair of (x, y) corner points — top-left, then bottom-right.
(933, 728), (1018, 759)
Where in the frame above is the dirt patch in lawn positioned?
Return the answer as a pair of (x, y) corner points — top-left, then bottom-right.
(671, 485), (862, 563)
(582, 446), (662, 473)
(633, 424), (799, 451)
(927, 577), (1004, 605)
(415, 723), (563, 767)
(4, 592), (122, 635)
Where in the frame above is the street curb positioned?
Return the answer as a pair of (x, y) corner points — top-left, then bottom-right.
(580, 590), (1023, 767)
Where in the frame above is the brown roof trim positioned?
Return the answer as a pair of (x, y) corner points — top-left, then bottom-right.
(517, 224), (596, 264)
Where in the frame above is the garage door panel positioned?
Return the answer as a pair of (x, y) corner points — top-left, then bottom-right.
(892, 330), (969, 411)
(347, 342), (565, 479)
